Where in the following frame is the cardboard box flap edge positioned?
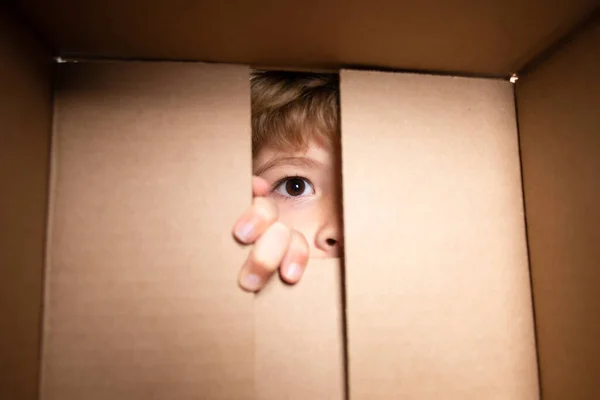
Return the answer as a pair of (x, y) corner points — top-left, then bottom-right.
(8, 0), (600, 76)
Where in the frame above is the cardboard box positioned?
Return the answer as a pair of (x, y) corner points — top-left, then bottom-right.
(1, 1), (598, 399)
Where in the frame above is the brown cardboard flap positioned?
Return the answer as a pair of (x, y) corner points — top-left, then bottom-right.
(42, 61), (254, 399)
(0, 6), (52, 400)
(254, 258), (344, 400)
(10, 0), (598, 76)
(516, 19), (600, 399)
(341, 70), (539, 399)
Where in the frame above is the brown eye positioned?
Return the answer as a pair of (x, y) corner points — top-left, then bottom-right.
(286, 177), (305, 196)
(274, 177), (315, 198)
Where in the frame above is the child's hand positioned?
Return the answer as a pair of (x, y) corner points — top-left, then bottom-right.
(233, 176), (310, 292)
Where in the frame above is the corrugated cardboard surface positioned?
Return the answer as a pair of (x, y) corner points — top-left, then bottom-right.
(43, 62), (255, 399)
(0, 7), (52, 400)
(43, 61), (346, 400)
(10, 0), (598, 76)
(516, 19), (600, 399)
(341, 70), (539, 399)
(255, 258), (344, 400)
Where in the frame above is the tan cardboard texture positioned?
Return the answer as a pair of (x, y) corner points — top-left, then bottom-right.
(1, 3), (600, 400)
(517, 19), (600, 399)
(340, 70), (539, 399)
(42, 62), (255, 399)
(0, 7), (53, 400)
(255, 258), (344, 400)
(10, 0), (598, 76)
(42, 61), (346, 400)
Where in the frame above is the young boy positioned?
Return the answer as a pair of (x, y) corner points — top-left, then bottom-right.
(233, 71), (342, 292)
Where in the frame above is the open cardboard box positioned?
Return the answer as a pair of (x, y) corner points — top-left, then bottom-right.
(1, 1), (599, 399)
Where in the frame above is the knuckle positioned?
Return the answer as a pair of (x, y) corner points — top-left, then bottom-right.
(270, 221), (291, 237)
(251, 251), (277, 273)
(291, 229), (309, 247)
(251, 222), (291, 272)
(252, 197), (278, 223)
(290, 232), (310, 262)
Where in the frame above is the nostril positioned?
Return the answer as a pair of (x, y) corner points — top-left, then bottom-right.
(326, 238), (337, 247)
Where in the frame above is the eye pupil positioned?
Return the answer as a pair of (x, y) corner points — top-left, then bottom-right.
(285, 178), (305, 196)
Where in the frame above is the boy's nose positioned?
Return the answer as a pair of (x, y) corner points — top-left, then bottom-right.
(314, 222), (342, 257)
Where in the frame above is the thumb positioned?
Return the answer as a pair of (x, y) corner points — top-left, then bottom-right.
(252, 175), (270, 197)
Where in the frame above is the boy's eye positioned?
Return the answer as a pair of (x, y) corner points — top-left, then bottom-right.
(274, 177), (315, 197)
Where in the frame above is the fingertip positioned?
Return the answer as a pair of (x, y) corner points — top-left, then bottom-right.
(252, 175), (270, 196)
(281, 262), (305, 284)
(233, 215), (256, 244)
(240, 221), (291, 292)
(280, 230), (309, 284)
(239, 271), (262, 292)
(233, 198), (277, 244)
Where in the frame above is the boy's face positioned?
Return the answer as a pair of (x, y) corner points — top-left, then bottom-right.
(253, 141), (342, 258)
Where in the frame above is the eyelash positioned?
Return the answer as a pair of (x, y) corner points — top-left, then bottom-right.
(270, 175), (315, 200)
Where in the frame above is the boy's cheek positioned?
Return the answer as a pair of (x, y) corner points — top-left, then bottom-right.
(271, 197), (316, 216)
(275, 202), (318, 234)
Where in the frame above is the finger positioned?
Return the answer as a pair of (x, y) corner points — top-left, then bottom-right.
(280, 230), (310, 284)
(238, 222), (291, 292)
(233, 196), (278, 244)
(252, 175), (270, 197)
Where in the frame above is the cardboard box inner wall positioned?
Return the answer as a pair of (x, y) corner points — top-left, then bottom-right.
(0, 7), (53, 400)
(8, 0), (600, 76)
(1, 3), (599, 400)
(517, 20), (600, 399)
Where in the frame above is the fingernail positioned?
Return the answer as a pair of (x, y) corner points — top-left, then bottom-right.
(235, 222), (254, 243)
(286, 263), (303, 281)
(241, 273), (261, 292)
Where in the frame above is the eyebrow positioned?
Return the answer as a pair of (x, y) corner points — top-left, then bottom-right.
(254, 156), (323, 176)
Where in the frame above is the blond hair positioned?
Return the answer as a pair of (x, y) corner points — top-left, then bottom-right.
(251, 71), (340, 157)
